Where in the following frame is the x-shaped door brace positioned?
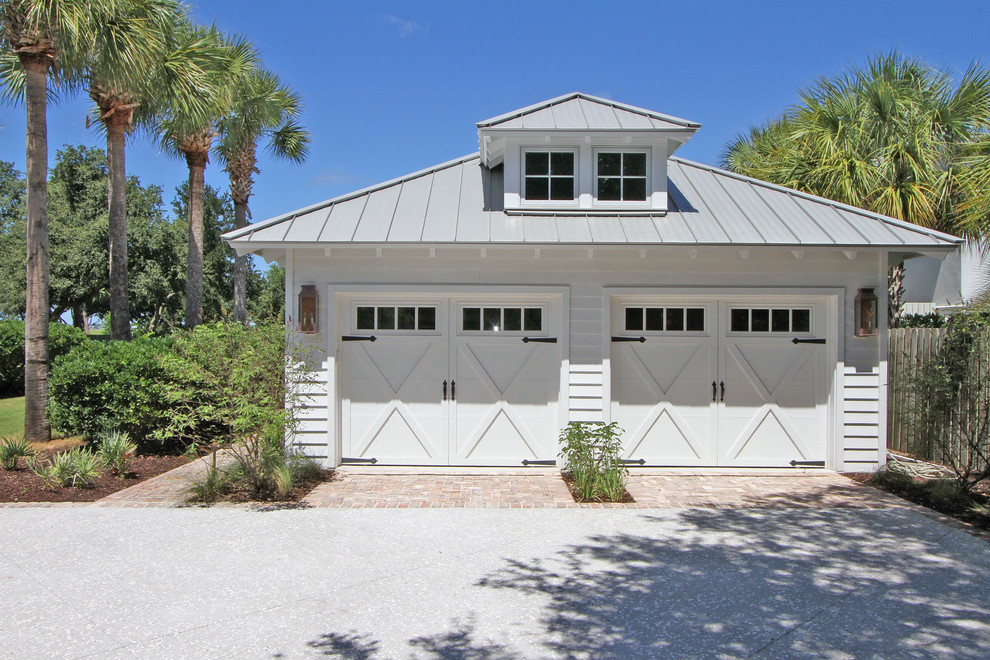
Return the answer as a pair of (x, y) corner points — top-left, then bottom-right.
(349, 341), (444, 459)
(720, 344), (815, 460)
(618, 343), (711, 461)
(454, 342), (549, 460)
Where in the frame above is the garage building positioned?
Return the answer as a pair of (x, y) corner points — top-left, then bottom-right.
(224, 93), (962, 472)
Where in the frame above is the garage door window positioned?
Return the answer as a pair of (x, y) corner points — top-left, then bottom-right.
(355, 305), (437, 331)
(729, 307), (811, 333)
(461, 306), (542, 333)
(625, 307), (705, 333)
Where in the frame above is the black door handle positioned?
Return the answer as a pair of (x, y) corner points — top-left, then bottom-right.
(442, 380), (447, 401)
(712, 381), (717, 402)
(720, 381), (725, 402)
(341, 335), (377, 342)
(451, 381), (455, 401)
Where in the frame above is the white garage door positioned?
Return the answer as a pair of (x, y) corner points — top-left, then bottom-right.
(611, 297), (829, 467)
(340, 298), (560, 466)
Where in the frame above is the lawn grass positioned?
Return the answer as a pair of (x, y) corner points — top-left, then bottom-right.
(0, 396), (25, 439)
(0, 397), (80, 448)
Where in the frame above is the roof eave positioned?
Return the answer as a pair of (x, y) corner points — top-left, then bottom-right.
(225, 240), (961, 251)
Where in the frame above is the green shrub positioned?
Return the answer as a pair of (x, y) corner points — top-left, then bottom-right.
(921, 479), (972, 514)
(156, 322), (302, 448)
(869, 468), (915, 493)
(228, 426), (293, 499)
(49, 322), (313, 464)
(185, 465), (232, 503)
(27, 447), (102, 489)
(96, 429), (138, 476)
(48, 336), (172, 448)
(897, 312), (947, 328)
(559, 421), (628, 501)
(0, 436), (34, 470)
(186, 445), (325, 504)
(907, 310), (990, 492)
(287, 451), (323, 483)
(0, 321), (87, 397)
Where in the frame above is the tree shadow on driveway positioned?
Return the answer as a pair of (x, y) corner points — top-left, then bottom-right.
(300, 507), (990, 658)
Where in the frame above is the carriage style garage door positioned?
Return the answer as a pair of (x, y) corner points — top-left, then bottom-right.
(339, 297), (560, 466)
(611, 295), (830, 467)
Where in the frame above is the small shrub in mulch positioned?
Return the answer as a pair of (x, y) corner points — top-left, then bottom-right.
(558, 422), (633, 503)
(0, 442), (188, 503)
(851, 471), (990, 529)
(561, 472), (635, 504)
(197, 467), (331, 505)
(185, 430), (331, 505)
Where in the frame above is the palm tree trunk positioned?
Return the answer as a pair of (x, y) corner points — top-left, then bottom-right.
(22, 54), (51, 442)
(184, 154), (207, 328)
(107, 118), (131, 340)
(232, 198), (248, 325)
(889, 260), (906, 327)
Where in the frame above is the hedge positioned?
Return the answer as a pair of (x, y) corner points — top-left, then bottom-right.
(0, 321), (88, 397)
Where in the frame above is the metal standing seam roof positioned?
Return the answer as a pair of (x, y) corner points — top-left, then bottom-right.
(224, 154), (963, 250)
(476, 92), (701, 131)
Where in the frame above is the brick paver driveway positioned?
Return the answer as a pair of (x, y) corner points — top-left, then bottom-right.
(301, 469), (907, 509)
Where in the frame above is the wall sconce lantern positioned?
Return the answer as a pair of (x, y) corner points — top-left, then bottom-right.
(298, 285), (318, 333)
(854, 288), (878, 337)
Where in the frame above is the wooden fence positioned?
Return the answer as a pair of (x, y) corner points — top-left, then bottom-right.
(887, 328), (947, 455)
(888, 327), (990, 474)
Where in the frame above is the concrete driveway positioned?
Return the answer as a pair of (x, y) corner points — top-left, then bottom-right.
(1, 506), (988, 658)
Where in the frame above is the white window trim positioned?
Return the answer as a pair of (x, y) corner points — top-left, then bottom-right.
(351, 302), (441, 335)
(593, 148), (651, 207)
(519, 148), (580, 208)
(456, 303), (549, 336)
(622, 305), (709, 336)
(725, 306), (815, 336)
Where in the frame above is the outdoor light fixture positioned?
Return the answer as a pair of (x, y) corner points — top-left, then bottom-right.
(854, 288), (878, 337)
(298, 285), (319, 333)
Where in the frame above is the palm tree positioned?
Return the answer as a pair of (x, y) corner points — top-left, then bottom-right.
(152, 24), (255, 328)
(85, 0), (195, 340)
(722, 52), (990, 323)
(0, 0), (97, 441)
(723, 52), (990, 234)
(216, 67), (308, 324)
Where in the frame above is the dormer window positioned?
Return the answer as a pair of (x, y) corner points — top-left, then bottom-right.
(596, 151), (647, 202)
(524, 150), (575, 201)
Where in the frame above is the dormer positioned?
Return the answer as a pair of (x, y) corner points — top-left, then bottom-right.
(478, 93), (700, 215)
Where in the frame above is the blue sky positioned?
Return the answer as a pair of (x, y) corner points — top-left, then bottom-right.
(1, 0), (989, 226)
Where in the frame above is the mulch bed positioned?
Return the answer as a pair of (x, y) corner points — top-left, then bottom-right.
(846, 472), (990, 530)
(561, 473), (635, 504)
(214, 468), (333, 505)
(186, 466), (333, 506)
(0, 448), (188, 503)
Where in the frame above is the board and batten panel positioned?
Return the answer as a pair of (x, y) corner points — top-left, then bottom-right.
(287, 247), (885, 469)
(842, 365), (881, 469)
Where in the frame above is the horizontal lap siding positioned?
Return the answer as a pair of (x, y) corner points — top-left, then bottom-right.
(569, 364), (605, 422)
(289, 366), (330, 459)
(842, 366), (881, 470)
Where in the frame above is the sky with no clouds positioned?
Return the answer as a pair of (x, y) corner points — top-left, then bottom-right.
(1, 0), (988, 227)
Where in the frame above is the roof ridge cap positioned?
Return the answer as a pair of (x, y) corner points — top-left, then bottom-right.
(668, 156), (964, 244)
(477, 92), (700, 129)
